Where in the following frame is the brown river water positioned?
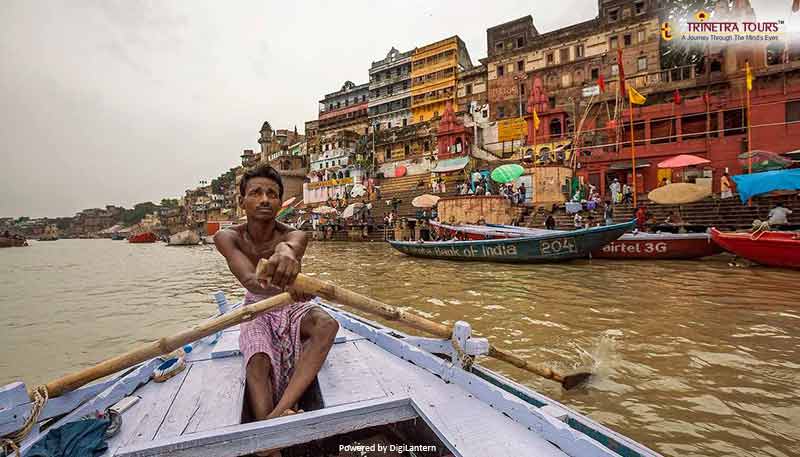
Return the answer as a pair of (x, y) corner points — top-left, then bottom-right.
(1, 239), (798, 457)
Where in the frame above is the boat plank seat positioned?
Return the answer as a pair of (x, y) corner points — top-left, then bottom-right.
(347, 338), (569, 456)
(315, 340), (388, 408)
(102, 355), (244, 456)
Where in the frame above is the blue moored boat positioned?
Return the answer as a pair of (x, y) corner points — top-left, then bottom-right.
(390, 220), (635, 262)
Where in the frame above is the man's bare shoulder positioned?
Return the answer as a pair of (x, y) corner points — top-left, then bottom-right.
(213, 224), (246, 248)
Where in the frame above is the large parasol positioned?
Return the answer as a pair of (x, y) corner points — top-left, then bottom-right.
(312, 205), (338, 215)
(341, 202), (364, 219)
(411, 194), (440, 208)
(737, 150), (793, 172)
(647, 182), (711, 205)
(657, 154), (711, 168)
(490, 164), (525, 183)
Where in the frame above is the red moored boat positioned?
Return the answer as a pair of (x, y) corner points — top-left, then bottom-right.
(710, 228), (800, 269)
(592, 232), (722, 259)
(128, 232), (158, 243)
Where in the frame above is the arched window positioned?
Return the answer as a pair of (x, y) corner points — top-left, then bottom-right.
(550, 118), (562, 138)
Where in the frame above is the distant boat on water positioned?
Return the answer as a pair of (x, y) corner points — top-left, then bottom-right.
(0, 235), (27, 248)
(128, 232), (157, 243)
(168, 230), (201, 246)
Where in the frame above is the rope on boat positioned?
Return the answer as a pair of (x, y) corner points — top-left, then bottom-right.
(450, 334), (474, 370)
(1, 385), (48, 455)
(750, 220), (771, 240)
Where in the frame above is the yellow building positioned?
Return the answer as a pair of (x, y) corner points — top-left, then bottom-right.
(411, 36), (472, 124)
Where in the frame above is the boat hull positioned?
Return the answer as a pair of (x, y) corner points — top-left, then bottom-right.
(710, 228), (800, 268)
(168, 230), (200, 246)
(390, 220), (634, 263)
(0, 238), (27, 248)
(592, 232), (722, 259)
(128, 232), (157, 243)
(461, 222), (721, 260)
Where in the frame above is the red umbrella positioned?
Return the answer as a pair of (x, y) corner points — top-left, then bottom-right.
(657, 154), (710, 168)
(395, 166), (407, 177)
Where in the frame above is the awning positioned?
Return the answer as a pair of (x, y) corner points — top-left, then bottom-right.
(608, 160), (651, 170)
(431, 156), (470, 173)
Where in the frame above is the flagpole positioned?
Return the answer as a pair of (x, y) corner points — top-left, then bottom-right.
(629, 92), (637, 208)
(746, 82), (752, 175)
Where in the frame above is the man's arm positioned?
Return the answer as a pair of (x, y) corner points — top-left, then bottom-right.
(213, 230), (274, 296)
(263, 223), (309, 289)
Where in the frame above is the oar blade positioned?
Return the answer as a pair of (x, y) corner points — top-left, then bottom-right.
(562, 372), (592, 390)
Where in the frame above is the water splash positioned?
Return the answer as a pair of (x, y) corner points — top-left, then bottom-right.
(571, 334), (622, 387)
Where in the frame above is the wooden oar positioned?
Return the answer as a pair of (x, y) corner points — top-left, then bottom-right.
(263, 264), (591, 390)
(44, 292), (295, 398)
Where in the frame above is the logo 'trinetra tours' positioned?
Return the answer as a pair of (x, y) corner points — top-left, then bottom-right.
(662, 9), (785, 44)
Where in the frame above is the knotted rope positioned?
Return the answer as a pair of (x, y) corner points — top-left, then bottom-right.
(750, 219), (771, 240)
(1, 385), (49, 456)
(450, 334), (474, 370)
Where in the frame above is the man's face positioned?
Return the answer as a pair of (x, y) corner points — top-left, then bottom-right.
(240, 177), (281, 222)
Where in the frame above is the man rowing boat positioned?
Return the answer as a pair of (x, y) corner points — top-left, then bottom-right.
(215, 164), (338, 456)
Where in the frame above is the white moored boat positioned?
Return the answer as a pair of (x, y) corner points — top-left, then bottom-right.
(167, 230), (200, 246)
(2, 290), (661, 457)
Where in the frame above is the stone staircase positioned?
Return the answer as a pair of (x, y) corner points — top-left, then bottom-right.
(375, 173), (462, 219)
(522, 194), (800, 231)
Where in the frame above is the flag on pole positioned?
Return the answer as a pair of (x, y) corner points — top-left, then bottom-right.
(617, 48), (626, 97)
(673, 88), (681, 105)
(703, 91), (710, 105)
(628, 86), (647, 105)
(597, 74), (606, 93)
(745, 60), (753, 92)
(532, 109), (540, 131)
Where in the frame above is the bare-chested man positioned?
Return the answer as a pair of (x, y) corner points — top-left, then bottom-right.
(215, 164), (338, 456)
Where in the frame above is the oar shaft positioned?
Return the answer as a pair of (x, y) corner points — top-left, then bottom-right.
(46, 292), (294, 398)
(292, 274), (452, 338)
(288, 271), (571, 386)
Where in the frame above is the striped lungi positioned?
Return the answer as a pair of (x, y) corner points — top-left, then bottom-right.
(239, 289), (317, 404)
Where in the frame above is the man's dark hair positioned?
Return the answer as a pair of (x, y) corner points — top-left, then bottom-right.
(239, 164), (284, 198)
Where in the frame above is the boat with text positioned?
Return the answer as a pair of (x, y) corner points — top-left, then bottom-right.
(431, 221), (721, 260)
(391, 220), (634, 262)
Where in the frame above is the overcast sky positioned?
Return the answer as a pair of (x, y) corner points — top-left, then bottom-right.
(0, 0), (789, 218)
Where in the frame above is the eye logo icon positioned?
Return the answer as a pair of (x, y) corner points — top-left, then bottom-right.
(661, 22), (673, 41)
(695, 10), (709, 22)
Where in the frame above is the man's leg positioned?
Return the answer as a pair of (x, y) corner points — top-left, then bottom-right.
(246, 353), (275, 421)
(268, 308), (338, 418)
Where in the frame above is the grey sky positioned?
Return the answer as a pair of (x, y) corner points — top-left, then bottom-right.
(2, 0), (606, 217)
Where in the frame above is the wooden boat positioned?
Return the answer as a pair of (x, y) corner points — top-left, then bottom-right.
(3, 293), (660, 457)
(127, 232), (157, 243)
(391, 220), (634, 263)
(437, 222), (721, 260)
(0, 236), (27, 248)
(111, 233), (126, 240)
(710, 227), (800, 268)
(168, 230), (200, 246)
(593, 232), (722, 259)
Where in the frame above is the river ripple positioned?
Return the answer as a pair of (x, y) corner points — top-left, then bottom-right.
(1, 239), (798, 457)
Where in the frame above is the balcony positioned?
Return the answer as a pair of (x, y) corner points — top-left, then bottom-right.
(369, 73), (411, 90)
